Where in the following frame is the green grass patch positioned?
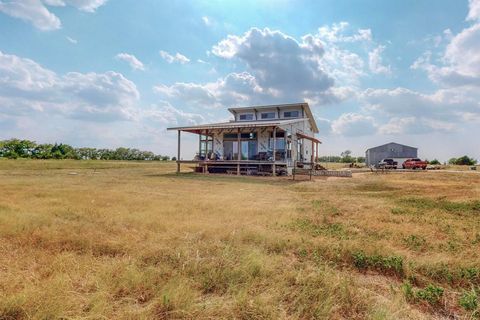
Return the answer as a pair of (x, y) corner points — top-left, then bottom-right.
(354, 182), (398, 193)
(391, 207), (417, 215)
(402, 282), (444, 306)
(352, 251), (404, 277)
(403, 235), (427, 251)
(292, 218), (349, 239)
(459, 288), (478, 311)
(397, 197), (480, 215)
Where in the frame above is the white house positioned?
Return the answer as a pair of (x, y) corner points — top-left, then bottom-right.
(167, 102), (321, 176)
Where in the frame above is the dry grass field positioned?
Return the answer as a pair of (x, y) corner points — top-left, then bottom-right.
(0, 159), (479, 319)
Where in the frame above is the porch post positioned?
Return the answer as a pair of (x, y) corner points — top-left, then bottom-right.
(237, 128), (241, 175)
(311, 140), (314, 164)
(205, 129), (209, 157)
(198, 132), (201, 157)
(177, 130), (181, 173)
(204, 129), (208, 174)
(272, 127), (276, 176)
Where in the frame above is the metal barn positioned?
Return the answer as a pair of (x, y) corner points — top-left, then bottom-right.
(365, 142), (418, 167)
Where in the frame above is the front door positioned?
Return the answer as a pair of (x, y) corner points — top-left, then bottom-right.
(241, 140), (257, 160)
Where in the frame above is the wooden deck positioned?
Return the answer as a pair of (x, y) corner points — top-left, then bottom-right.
(177, 160), (287, 165)
(176, 160), (288, 176)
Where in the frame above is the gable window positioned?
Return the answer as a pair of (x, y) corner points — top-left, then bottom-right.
(239, 114), (254, 121)
(261, 112), (275, 119)
(283, 110), (299, 118)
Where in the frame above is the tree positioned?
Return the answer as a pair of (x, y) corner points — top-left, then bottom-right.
(51, 143), (75, 159)
(341, 150), (352, 158)
(1, 138), (172, 161)
(356, 156), (366, 163)
(429, 159), (441, 165)
(32, 144), (53, 159)
(340, 150), (354, 163)
(453, 155), (477, 166)
(1, 139), (36, 158)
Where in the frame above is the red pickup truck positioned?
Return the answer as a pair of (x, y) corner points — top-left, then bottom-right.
(402, 158), (428, 170)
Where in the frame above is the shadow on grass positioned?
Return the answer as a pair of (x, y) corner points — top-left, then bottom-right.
(148, 172), (305, 186)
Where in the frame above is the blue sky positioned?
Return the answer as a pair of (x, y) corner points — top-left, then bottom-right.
(0, 0), (479, 161)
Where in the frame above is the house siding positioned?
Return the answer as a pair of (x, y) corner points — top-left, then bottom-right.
(208, 118), (314, 162)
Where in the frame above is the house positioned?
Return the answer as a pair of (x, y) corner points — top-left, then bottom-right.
(167, 102), (321, 176)
(365, 142), (418, 167)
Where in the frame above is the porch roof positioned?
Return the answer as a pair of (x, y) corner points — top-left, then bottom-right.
(297, 132), (322, 144)
(167, 118), (307, 133)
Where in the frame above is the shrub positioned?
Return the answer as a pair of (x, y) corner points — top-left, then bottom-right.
(415, 284), (444, 305)
(401, 281), (414, 301)
(402, 282), (445, 306)
(449, 156), (477, 166)
(459, 288), (478, 311)
(352, 251), (404, 276)
(403, 235), (427, 251)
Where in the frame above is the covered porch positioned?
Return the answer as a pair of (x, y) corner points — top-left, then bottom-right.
(169, 120), (320, 176)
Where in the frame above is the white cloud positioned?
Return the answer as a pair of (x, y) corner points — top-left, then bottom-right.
(331, 113), (377, 136)
(159, 50), (190, 64)
(362, 87), (469, 118)
(154, 25), (374, 112)
(360, 87), (480, 134)
(154, 72), (265, 109)
(368, 45), (391, 75)
(66, 36), (77, 44)
(212, 27), (334, 101)
(115, 53), (145, 71)
(467, 0), (480, 21)
(56, 0), (107, 12)
(378, 117), (455, 135)
(0, 51), (140, 121)
(0, 0), (61, 31)
(0, 0), (107, 31)
(143, 101), (205, 127)
(412, 4), (480, 88)
(317, 22), (372, 43)
(202, 16), (211, 26)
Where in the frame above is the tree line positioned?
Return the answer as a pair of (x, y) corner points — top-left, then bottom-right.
(317, 150), (365, 163)
(0, 139), (172, 161)
(317, 150), (477, 166)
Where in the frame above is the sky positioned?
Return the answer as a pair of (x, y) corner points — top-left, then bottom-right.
(0, 0), (479, 161)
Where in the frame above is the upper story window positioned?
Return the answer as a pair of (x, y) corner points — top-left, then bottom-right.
(239, 113), (254, 121)
(261, 112), (276, 119)
(283, 110), (300, 118)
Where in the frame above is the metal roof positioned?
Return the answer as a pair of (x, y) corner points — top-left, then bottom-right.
(366, 142), (418, 152)
(167, 118), (307, 132)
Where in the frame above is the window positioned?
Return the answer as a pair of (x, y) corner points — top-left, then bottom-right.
(223, 133), (257, 140)
(270, 131), (285, 138)
(223, 133), (257, 160)
(199, 135), (213, 157)
(241, 133), (257, 139)
(261, 112), (275, 119)
(283, 110), (299, 118)
(223, 133), (237, 140)
(269, 131), (286, 151)
(239, 114), (254, 121)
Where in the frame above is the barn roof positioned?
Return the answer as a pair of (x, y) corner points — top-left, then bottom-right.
(366, 142), (418, 152)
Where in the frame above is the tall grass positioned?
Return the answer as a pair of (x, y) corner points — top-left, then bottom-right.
(0, 160), (479, 318)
